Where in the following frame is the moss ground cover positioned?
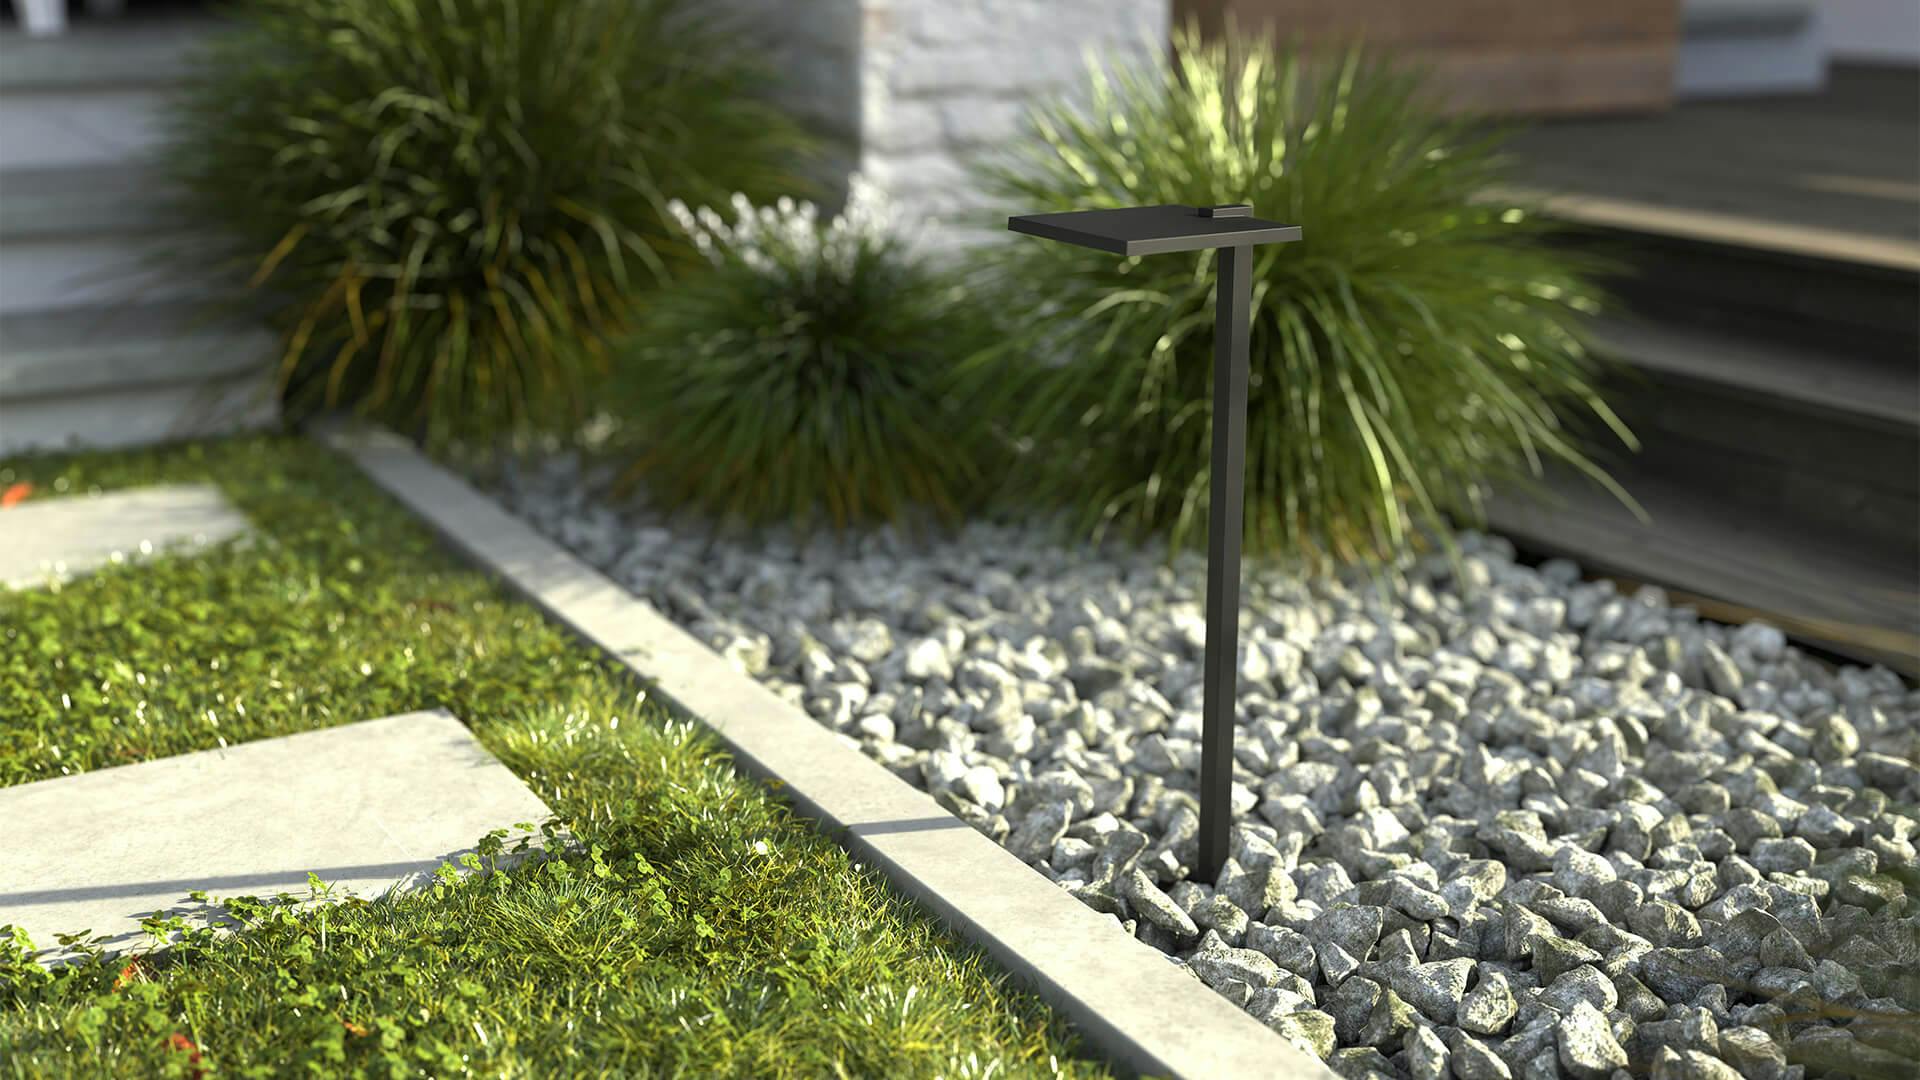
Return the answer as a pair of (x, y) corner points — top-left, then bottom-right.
(0, 436), (1109, 1079)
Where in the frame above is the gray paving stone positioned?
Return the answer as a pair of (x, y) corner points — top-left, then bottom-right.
(0, 710), (550, 962)
(0, 484), (249, 589)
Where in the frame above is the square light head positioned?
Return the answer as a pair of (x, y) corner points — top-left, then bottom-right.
(1008, 204), (1301, 257)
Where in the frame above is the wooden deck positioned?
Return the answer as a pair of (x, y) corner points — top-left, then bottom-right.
(1487, 66), (1919, 676)
(1503, 64), (1920, 268)
(1589, 316), (1918, 431)
(1488, 469), (1920, 676)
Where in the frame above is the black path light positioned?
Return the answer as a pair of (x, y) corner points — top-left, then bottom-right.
(1007, 204), (1302, 884)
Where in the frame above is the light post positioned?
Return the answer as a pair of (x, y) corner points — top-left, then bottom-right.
(1008, 204), (1302, 883)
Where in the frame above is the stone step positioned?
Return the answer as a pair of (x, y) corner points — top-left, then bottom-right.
(1677, 1), (1823, 96)
(0, 12), (273, 455)
(0, 373), (277, 455)
(0, 15), (220, 170)
(0, 86), (171, 171)
(0, 233), (218, 314)
(0, 14), (214, 93)
(0, 303), (275, 399)
(0, 165), (216, 316)
(0, 303), (279, 455)
(0, 711), (552, 965)
(0, 483), (250, 590)
(0, 163), (174, 242)
(1682, 1), (1815, 40)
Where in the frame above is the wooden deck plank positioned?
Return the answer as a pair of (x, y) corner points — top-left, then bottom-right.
(1501, 64), (1920, 261)
(1487, 472), (1920, 676)
(1590, 315), (1920, 429)
(1490, 187), (1920, 271)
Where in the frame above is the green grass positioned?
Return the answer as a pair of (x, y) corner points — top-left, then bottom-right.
(0, 436), (1111, 1079)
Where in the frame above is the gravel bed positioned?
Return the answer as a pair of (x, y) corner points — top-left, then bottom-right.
(488, 452), (1919, 1080)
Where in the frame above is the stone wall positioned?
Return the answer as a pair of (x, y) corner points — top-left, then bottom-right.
(714, 0), (865, 195)
(722, 0), (1171, 242)
(861, 0), (1169, 242)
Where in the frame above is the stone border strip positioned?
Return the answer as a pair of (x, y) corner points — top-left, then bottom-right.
(319, 422), (1332, 1080)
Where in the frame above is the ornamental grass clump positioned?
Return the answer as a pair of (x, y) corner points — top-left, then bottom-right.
(164, 0), (808, 444)
(963, 30), (1636, 563)
(614, 180), (997, 531)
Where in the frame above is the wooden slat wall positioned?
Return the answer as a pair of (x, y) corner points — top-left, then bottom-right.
(1176, 0), (1681, 115)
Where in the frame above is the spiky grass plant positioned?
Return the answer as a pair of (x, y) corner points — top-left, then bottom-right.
(961, 29), (1636, 563)
(164, 0), (809, 444)
(613, 179), (998, 531)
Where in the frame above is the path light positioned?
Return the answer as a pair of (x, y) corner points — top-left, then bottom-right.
(1008, 204), (1302, 883)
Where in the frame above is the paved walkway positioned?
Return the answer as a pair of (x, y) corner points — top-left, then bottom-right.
(0, 483), (249, 589)
(0, 711), (552, 963)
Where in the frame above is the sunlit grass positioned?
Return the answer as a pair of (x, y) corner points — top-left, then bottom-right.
(0, 436), (1110, 1079)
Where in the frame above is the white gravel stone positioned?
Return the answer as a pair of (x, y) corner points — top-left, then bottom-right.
(1551, 847), (1618, 898)
(1450, 1030), (1514, 1080)
(484, 454), (1920, 1072)
(1406, 1022), (1449, 1080)
(1124, 869), (1199, 940)
(1188, 931), (1284, 990)
(1460, 968), (1519, 1036)
(954, 764), (1005, 813)
(902, 636), (954, 681)
(1384, 958), (1474, 1025)
(1557, 999), (1630, 1080)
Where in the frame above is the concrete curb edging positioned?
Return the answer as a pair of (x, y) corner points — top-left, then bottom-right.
(319, 422), (1333, 1080)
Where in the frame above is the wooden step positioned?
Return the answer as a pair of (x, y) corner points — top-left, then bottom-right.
(1588, 422), (1917, 578)
(1591, 315), (1919, 431)
(1560, 228), (1920, 362)
(1682, 1), (1814, 39)
(1504, 186), (1920, 273)
(1586, 312), (1918, 572)
(1487, 468), (1920, 676)
(1494, 63), (1920, 290)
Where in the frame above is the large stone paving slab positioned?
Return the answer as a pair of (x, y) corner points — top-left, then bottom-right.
(0, 710), (552, 962)
(0, 483), (250, 589)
